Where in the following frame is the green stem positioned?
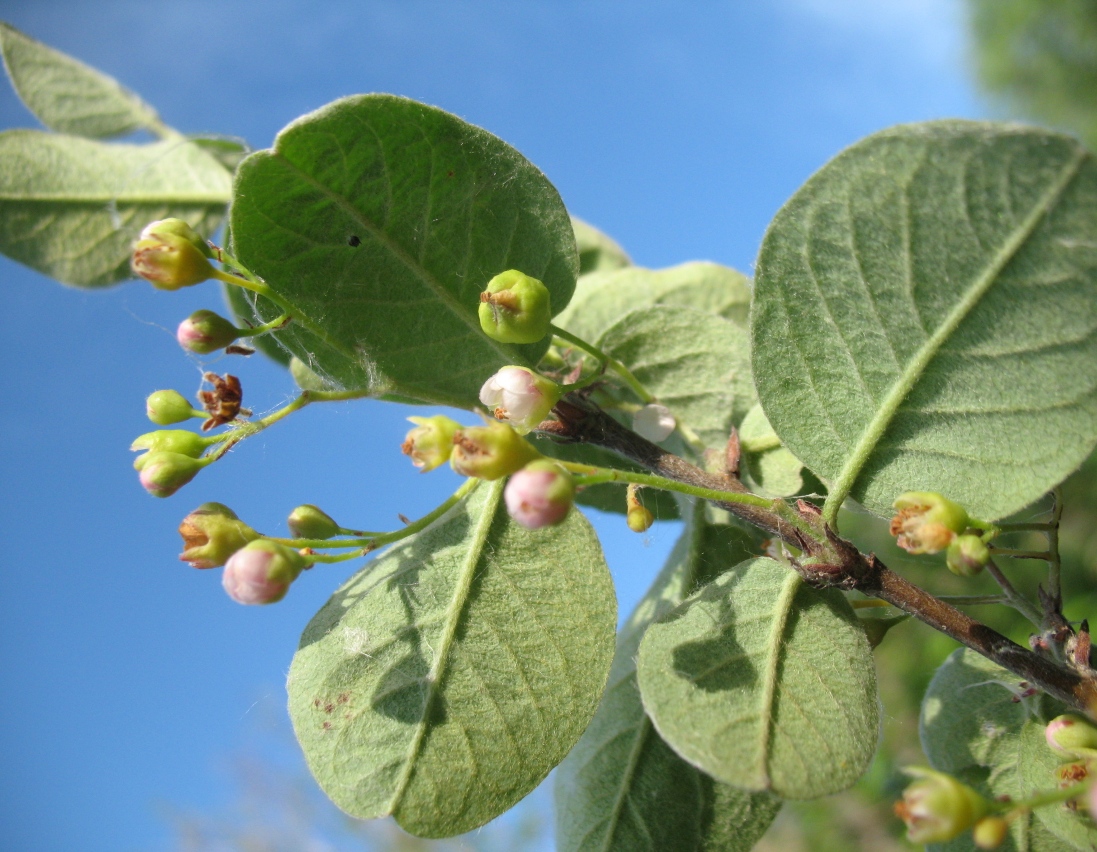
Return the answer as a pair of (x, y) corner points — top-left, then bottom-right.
(551, 324), (654, 403)
(1001, 780), (1090, 815)
(236, 313), (292, 338)
(741, 434), (782, 454)
(268, 478), (480, 553)
(985, 558), (1043, 626)
(561, 460), (772, 509)
(997, 522), (1055, 532)
(990, 548), (1052, 560)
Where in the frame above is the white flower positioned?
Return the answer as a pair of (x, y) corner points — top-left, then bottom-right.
(479, 366), (560, 433)
(633, 403), (675, 442)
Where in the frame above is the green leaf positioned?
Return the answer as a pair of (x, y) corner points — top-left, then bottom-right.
(572, 216), (631, 275)
(597, 306), (756, 449)
(921, 649), (1092, 852)
(636, 557), (878, 799)
(0, 22), (163, 138)
(555, 261), (752, 346)
(752, 121), (1097, 522)
(555, 502), (780, 852)
(739, 404), (805, 498)
(230, 94), (578, 406)
(287, 480), (615, 838)
(0, 129), (230, 286)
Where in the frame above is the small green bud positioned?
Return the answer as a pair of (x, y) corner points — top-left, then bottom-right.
(138, 451), (205, 497)
(478, 269), (552, 344)
(287, 505), (340, 540)
(402, 415), (461, 472)
(131, 429), (210, 460)
(973, 816), (1009, 849)
(894, 767), (989, 844)
(146, 390), (200, 425)
(222, 539), (309, 605)
(450, 420), (541, 480)
(890, 491), (971, 554)
(479, 366), (561, 433)
(1045, 714), (1097, 760)
(179, 502), (259, 569)
(131, 219), (215, 290)
(177, 309), (241, 354)
(626, 484), (654, 533)
(946, 534), (990, 577)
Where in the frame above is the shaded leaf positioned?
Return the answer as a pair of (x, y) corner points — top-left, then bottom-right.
(556, 501), (780, 852)
(636, 557), (879, 799)
(0, 21), (163, 138)
(287, 480), (615, 838)
(753, 121), (1097, 521)
(555, 261), (751, 346)
(597, 306), (755, 449)
(230, 94), (578, 406)
(573, 216), (631, 275)
(739, 404), (805, 498)
(0, 129), (230, 286)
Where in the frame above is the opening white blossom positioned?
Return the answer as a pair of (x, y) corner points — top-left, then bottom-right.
(633, 403), (675, 442)
(479, 366), (560, 433)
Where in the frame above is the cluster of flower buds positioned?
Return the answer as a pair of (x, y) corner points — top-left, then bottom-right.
(890, 492), (972, 555)
(504, 461), (575, 529)
(177, 309), (242, 354)
(478, 270), (552, 344)
(134, 391), (213, 497)
(479, 366), (561, 434)
(131, 219), (216, 291)
(894, 767), (991, 845)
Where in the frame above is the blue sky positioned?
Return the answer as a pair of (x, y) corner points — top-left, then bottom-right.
(0, 2), (986, 849)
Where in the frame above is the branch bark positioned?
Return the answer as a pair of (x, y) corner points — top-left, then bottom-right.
(547, 396), (1097, 715)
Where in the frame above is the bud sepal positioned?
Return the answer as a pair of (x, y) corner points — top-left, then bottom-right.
(131, 429), (211, 460)
(450, 420), (541, 480)
(179, 503), (259, 569)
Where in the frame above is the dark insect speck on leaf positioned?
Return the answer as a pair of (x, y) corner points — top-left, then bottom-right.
(347, 235), (360, 247)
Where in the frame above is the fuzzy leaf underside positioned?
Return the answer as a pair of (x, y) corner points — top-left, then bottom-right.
(573, 216), (632, 275)
(636, 556), (878, 800)
(230, 94), (578, 406)
(555, 503), (780, 852)
(753, 121), (1097, 520)
(0, 21), (162, 139)
(739, 404), (805, 498)
(0, 129), (230, 286)
(287, 480), (615, 838)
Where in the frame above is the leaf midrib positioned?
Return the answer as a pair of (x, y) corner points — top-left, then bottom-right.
(821, 143), (1090, 524)
(754, 570), (801, 791)
(386, 480), (503, 814)
(270, 148), (523, 369)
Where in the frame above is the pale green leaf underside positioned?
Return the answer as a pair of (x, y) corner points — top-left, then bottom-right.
(597, 306), (755, 450)
(0, 130), (230, 286)
(922, 649), (1092, 852)
(0, 21), (162, 139)
(230, 94), (578, 407)
(636, 557), (878, 800)
(556, 502), (779, 852)
(555, 261), (752, 347)
(753, 121), (1097, 521)
(739, 404), (805, 498)
(287, 480), (615, 838)
(572, 216), (632, 275)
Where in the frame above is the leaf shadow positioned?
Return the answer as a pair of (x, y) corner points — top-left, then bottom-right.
(669, 572), (759, 694)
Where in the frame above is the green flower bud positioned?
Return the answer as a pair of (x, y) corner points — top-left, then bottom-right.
(450, 420), (541, 480)
(131, 429), (210, 460)
(146, 390), (200, 425)
(177, 309), (240, 354)
(137, 451), (205, 498)
(626, 484), (654, 533)
(973, 816), (1009, 849)
(222, 539), (309, 605)
(178, 503), (259, 569)
(894, 767), (989, 844)
(287, 505), (340, 540)
(131, 219), (215, 291)
(890, 491), (971, 554)
(946, 534), (990, 577)
(402, 415), (461, 472)
(1045, 714), (1097, 760)
(478, 269), (552, 344)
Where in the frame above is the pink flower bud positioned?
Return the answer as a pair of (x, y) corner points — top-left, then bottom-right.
(1045, 714), (1097, 759)
(946, 535), (990, 577)
(632, 403), (675, 442)
(176, 309), (240, 354)
(137, 451), (206, 498)
(222, 540), (308, 605)
(479, 366), (561, 433)
(890, 492), (971, 554)
(504, 461), (574, 529)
